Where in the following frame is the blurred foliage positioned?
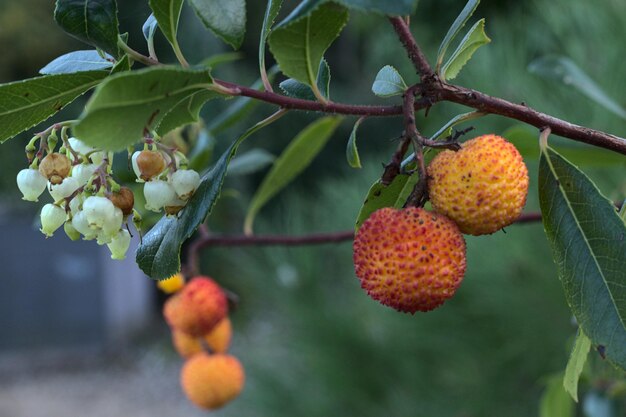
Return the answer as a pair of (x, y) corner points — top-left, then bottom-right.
(0, 0), (625, 416)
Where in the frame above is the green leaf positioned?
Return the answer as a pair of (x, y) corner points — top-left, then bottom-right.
(148, 0), (184, 47)
(355, 173), (419, 229)
(156, 89), (221, 136)
(200, 52), (244, 69)
(346, 117), (363, 168)
(539, 144), (626, 371)
(227, 148), (276, 176)
(259, 0), (283, 87)
(110, 53), (131, 73)
(279, 59), (331, 101)
(278, 0), (417, 17)
(188, 0), (247, 49)
(0, 71), (107, 144)
(436, 0), (480, 72)
(529, 56), (626, 120)
(73, 67), (216, 150)
(539, 374), (575, 417)
(371, 65), (407, 98)
(54, 0), (120, 57)
(441, 18), (490, 81)
(136, 111), (285, 279)
(244, 116), (342, 234)
(504, 125), (626, 167)
(269, 2), (348, 100)
(40, 50), (113, 75)
(563, 329), (591, 402)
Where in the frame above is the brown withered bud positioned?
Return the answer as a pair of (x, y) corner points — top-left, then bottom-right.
(109, 187), (135, 216)
(39, 153), (71, 185)
(136, 150), (166, 181)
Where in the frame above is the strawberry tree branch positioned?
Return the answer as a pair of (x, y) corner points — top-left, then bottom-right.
(388, 17), (434, 80)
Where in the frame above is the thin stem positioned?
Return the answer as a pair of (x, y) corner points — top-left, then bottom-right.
(117, 37), (159, 66)
(171, 40), (190, 68)
(388, 17), (434, 79)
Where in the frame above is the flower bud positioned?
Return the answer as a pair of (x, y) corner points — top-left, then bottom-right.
(39, 153), (71, 185)
(83, 196), (116, 228)
(171, 169), (201, 200)
(16, 168), (47, 202)
(40, 204), (66, 237)
(109, 187), (135, 216)
(107, 229), (131, 260)
(49, 177), (80, 201)
(136, 150), (166, 181)
(71, 164), (97, 186)
(144, 180), (176, 212)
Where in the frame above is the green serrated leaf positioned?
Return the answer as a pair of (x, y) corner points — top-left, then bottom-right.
(504, 125), (626, 167)
(540, 374), (575, 417)
(244, 116), (342, 234)
(436, 0), (479, 72)
(148, 0), (183, 46)
(279, 59), (330, 101)
(156, 90), (221, 136)
(136, 111), (285, 279)
(371, 65), (407, 97)
(40, 50), (114, 75)
(54, 0), (120, 57)
(259, 0), (283, 87)
(227, 148), (276, 176)
(188, 0), (246, 50)
(539, 145), (626, 371)
(0, 71), (107, 144)
(73, 67), (217, 150)
(355, 173), (419, 229)
(563, 328), (591, 402)
(441, 18), (490, 81)
(529, 55), (626, 120)
(346, 117), (363, 168)
(269, 2), (348, 99)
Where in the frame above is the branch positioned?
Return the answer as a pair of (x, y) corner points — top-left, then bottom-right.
(214, 79), (429, 117)
(438, 84), (626, 155)
(388, 17), (434, 79)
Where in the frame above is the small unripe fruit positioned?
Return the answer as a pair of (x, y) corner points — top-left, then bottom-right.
(40, 204), (66, 237)
(109, 187), (135, 216)
(39, 153), (71, 185)
(157, 273), (186, 294)
(163, 276), (228, 337)
(353, 207), (466, 313)
(136, 150), (166, 181)
(427, 134), (529, 236)
(16, 168), (47, 201)
(180, 353), (244, 410)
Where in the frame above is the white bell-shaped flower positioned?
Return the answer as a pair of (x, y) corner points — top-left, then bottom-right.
(40, 204), (66, 237)
(83, 196), (116, 228)
(131, 151), (143, 181)
(171, 169), (201, 200)
(49, 177), (80, 201)
(71, 210), (97, 240)
(144, 179), (176, 212)
(71, 163), (97, 186)
(17, 168), (48, 202)
(68, 137), (95, 161)
(107, 229), (131, 260)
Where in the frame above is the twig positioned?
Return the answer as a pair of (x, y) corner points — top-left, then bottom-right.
(388, 17), (434, 80)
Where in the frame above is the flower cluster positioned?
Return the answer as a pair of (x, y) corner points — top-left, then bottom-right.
(16, 131), (201, 261)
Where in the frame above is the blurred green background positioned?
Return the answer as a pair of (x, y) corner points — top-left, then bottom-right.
(0, 0), (624, 416)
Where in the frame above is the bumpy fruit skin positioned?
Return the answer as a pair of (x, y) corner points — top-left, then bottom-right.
(353, 207), (466, 313)
(181, 353), (244, 410)
(427, 134), (529, 236)
(163, 276), (228, 336)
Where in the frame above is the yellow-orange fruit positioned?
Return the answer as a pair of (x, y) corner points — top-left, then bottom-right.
(172, 318), (232, 358)
(427, 134), (529, 236)
(204, 317), (232, 354)
(181, 353), (245, 410)
(163, 276), (228, 336)
(353, 207), (466, 313)
(157, 272), (186, 294)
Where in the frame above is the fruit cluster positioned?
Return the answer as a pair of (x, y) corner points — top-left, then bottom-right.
(353, 134), (529, 313)
(16, 131), (200, 260)
(161, 275), (245, 410)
